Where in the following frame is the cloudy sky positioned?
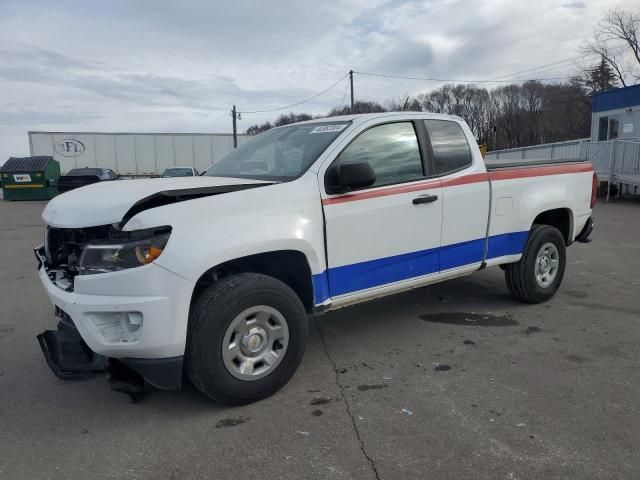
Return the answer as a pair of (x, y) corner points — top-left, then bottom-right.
(0, 0), (623, 161)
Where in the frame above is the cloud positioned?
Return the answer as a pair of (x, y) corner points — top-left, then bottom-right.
(0, 0), (611, 161)
(372, 38), (436, 74)
(562, 1), (586, 8)
(0, 110), (100, 126)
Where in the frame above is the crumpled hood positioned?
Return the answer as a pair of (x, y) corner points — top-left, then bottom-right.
(42, 176), (269, 228)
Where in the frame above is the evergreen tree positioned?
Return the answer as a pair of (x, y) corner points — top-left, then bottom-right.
(586, 57), (619, 94)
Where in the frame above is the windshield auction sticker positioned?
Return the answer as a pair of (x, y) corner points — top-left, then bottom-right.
(309, 124), (348, 134)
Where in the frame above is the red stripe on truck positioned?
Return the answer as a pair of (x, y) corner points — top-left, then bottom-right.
(488, 162), (593, 181)
(322, 179), (442, 205)
(322, 162), (593, 205)
(440, 172), (490, 188)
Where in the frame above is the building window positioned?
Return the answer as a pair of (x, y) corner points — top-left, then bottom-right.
(608, 118), (619, 140)
(598, 117), (609, 141)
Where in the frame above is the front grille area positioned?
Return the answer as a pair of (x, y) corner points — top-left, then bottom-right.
(46, 225), (112, 274)
(44, 225), (114, 291)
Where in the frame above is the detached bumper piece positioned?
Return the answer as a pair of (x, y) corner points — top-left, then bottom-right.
(37, 323), (106, 380)
(37, 320), (183, 403)
(576, 216), (594, 243)
(108, 357), (184, 403)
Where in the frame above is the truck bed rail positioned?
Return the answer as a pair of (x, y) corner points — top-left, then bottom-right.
(485, 158), (589, 170)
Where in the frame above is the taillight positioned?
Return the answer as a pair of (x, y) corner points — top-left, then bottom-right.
(590, 172), (598, 208)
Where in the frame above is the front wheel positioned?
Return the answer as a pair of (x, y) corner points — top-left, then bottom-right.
(505, 225), (566, 303)
(186, 273), (308, 405)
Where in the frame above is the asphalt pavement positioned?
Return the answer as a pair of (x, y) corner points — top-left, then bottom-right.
(1, 199), (639, 480)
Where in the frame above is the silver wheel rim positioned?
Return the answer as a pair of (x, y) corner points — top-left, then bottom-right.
(535, 242), (560, 288)
(222, 305), (289, 381)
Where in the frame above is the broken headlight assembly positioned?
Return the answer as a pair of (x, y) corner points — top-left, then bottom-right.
(78, 227), (171, 275)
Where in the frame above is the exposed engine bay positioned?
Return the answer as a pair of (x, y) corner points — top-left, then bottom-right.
(43, 224), (171, 291)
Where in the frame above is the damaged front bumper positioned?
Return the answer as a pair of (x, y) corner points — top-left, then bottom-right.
(37, 319), (107, 380)
(34, 244), (192, 399)
(37, 318), (183, 401)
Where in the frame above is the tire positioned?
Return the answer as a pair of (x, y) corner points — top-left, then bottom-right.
(186, 273), (308, 405)
(505, 225), (566, 303)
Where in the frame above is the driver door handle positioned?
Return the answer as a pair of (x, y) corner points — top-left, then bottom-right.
(412, 194), (438, 205)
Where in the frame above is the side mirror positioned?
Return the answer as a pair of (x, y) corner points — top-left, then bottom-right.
(327, 161), (376, 194)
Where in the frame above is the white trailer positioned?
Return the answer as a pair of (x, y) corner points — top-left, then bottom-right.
(28, 131), (251, 176)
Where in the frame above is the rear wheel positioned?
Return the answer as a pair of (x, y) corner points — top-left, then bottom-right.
(186, 273), (308, 405)
(505, 225), (566, 303)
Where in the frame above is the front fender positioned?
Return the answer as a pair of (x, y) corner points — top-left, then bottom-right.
(125, 174), (327, 282)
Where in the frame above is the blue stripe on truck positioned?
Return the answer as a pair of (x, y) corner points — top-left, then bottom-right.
(312, 231), (529, 304)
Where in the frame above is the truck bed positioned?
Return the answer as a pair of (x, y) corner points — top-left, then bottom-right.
(485, 157), (588, 171)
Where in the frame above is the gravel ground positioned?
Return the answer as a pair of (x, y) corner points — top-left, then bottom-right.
(0, 199), (639, 480)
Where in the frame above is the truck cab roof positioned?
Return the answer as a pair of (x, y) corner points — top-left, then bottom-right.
(293, 111), (465, 127)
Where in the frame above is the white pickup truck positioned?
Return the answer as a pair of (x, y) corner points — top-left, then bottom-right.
(35, 112), (596, 404)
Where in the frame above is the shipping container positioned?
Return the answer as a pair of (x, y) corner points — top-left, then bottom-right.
(28, 132), (251, 176)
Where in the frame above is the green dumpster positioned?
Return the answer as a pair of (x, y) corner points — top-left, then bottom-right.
(1, 156), (60, 201)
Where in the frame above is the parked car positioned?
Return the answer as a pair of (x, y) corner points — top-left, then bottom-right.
(161, 167), (198, 177)
(35, 112), (596, 404)
(56, 167), (119, 193)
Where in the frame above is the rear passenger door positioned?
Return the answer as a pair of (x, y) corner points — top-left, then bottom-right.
(321, 121), (443, 299)
(424, 119), (490, 271)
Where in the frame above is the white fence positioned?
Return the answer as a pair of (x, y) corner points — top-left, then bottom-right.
(485, 139), (588, 163)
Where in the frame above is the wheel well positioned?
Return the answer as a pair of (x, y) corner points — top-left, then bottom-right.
(532, 208), (572, 245)
(191, 250), (315, 313)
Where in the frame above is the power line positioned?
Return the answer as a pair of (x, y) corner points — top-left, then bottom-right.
(489, 56), (581, 81)
(489, 44), (631, 82)
(235, 42), (631, 118)
(238, 73), (349, 114)
(353, 70), (569, 84)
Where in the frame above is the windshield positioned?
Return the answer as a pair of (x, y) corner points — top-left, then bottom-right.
(162, 168), (194, 177)
(204, 121), (351, 181)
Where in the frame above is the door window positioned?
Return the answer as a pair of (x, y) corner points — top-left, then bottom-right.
(424, 120), (473, 175)
(336, 122), (424, 188)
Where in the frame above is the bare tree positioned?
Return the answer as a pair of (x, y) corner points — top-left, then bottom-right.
(245, 112), (313, 134)
(384, 96), (422, 112)
(245, 78), (591, 149)
(581, 8), (640, 86)
(418, 84), (491, 144)
(327, 100), (386, 116)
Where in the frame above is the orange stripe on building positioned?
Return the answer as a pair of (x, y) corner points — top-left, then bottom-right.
(4, 184), (45, 189)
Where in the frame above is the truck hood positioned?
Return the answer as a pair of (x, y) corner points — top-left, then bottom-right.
(42, 176), (271, 228)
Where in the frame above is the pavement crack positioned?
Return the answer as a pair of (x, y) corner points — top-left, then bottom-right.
(313, 317), (382, 480)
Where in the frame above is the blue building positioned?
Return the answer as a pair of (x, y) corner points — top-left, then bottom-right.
(591, 84), (640, 142)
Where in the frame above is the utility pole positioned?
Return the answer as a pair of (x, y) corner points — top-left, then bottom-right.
(231, 105), (238, 148)
(349, 70), (354, 112)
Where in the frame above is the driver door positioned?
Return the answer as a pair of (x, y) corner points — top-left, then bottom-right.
(321, 121), (443, 299)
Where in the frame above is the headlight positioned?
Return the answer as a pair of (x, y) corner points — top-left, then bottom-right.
(78, 228), (171, 275)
